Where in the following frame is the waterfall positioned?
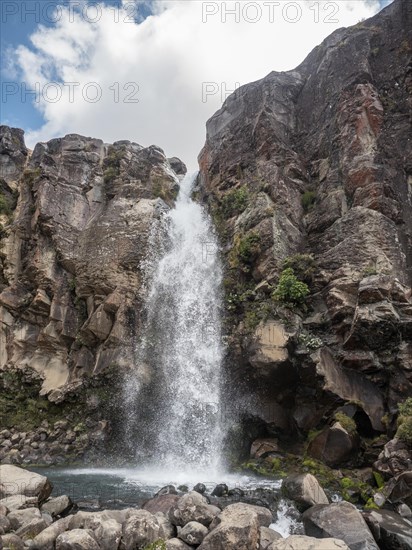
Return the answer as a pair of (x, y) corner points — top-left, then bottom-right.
(126, 171), (224, 475)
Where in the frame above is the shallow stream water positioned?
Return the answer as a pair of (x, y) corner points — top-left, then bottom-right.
(32, 467), (302, 537)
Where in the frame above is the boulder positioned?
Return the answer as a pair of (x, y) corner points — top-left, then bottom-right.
(397, 503), (412, 518)
(94, 519), (122, 550)
(7, 507), (42, 530)
(260, 526), (283, 549)
(199, 512), (259, 549)
(0, 516), (10, 535)
(251, 438), (279, 459)
(382, 471), (412, 506)
(143, 494), (180, 515)
(169, 491), (219, 527)
(122, 510), (162, 549)
(373, 438), (412, 479)
(210, 503), (273, 529)
(155, 486), (178, 497)
(363, 509), (412, 550)
(0, 495), (38, 511)
(28, 516), (71, 550)
(282, 474), (329, 511)
(307, 422), (358, 467)
(302, 501), (379, 550)
(41, 495), (72, 517)
(0, 506), (7, 517)
(199, 502), (272, 550)
(1, 533), (25, 550)
(268, 535), (350, 549)
(166, 539), (192, 549)
(56, 529), (100, 550)
(68, 509), (129, 530)
(155, 512), (175, 540)
(193, 483), (206, 495)
(211, 484), (228, 497)
(0, 466), (52, 502)
(15, 517), (48, 540)
(179, 521), (208, 545)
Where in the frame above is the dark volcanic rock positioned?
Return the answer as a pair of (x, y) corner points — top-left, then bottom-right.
(364, 509), (412, 550)
(198, 0), (412, 467)
(307, 422), (359, 468)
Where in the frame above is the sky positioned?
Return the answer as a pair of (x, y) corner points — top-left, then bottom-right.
(1, 0), (394, 168)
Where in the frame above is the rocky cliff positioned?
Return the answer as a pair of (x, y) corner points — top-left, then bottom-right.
(199, 0), (412, 472)
(0, 126), (186, 463)
(0, 0), (411, 489)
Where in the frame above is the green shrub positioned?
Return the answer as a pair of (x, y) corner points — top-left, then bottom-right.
(283, 254), (317, 284)
(339, 476), (372, 504)
(272, 268), (309, 306)
(0, 194), (10, 215)
(103, 166), (118, 184)
(398, 398), (412, 417)
(144, 542), (166, 550)
(363, 264), (378, 277)
(237, 232), (260, 263)
(299, 332), (323, 350)
(229, 232), (261, 270)
(301, 190), (316, 211)
(396, 399), (412, 447)
(106, 148), (125, 168)
(396, 417), (412, 446)
(103, 146), (125, 184)
(334, 412), (357, 434)
(151, 178), (177, 203)
(221, 186), (249, 217)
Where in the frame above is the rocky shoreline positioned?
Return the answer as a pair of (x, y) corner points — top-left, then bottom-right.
(0, 465), (411, 549)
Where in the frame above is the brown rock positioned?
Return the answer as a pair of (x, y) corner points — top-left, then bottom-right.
(308, 422), (359, 467)
(250, 438), (279, 459)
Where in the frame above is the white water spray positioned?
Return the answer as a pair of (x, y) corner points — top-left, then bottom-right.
(129, 171), (224, 475)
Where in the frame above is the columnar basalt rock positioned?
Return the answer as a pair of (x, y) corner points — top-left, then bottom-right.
(198, 0), (412, 468)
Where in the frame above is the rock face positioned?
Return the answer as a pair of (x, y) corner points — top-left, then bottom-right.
(0, 126), (185, 462)
(198, 0), (412, 467)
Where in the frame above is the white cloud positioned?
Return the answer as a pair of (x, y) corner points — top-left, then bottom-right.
(13, 0), (385, 168)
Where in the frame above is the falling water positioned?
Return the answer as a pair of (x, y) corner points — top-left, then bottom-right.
(126, 171), (224, 475)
